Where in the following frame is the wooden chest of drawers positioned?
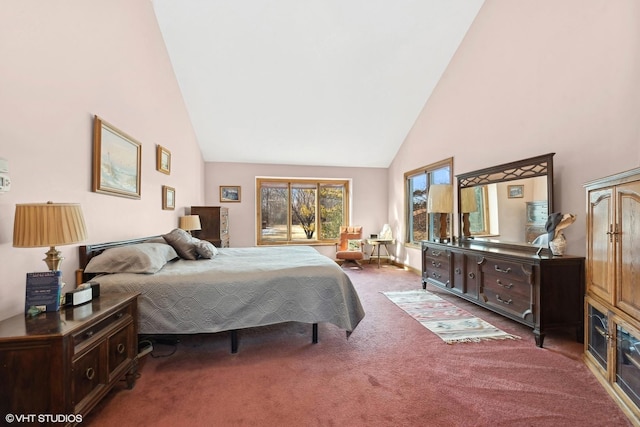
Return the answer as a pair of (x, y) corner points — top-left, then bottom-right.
(422, 241), (584, 347)
(191, 206), (229, 248)
(0, 293), (139, 425)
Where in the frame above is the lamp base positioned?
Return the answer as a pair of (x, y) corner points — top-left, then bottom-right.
(43, 246), (63, 271)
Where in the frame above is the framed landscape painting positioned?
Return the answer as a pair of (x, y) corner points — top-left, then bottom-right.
(92, 115), (142, 199)
(162, 185), (175, 210)
(220, 185), (241, 202)
(508, 184), (524, 199)
(156, 145), (171, 174)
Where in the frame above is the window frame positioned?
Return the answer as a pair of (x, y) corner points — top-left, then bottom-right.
(404, 158), (454, 247)
(256, 177), (350, 246)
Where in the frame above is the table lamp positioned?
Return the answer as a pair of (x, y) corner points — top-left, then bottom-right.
(13, 202), (88, 271)
(427, 184), (453, 243)
(179, 215), (201, 235)
(460, 187), (478, 238)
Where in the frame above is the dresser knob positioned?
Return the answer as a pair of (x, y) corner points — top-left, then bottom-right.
(468, 272), (475, 279)
(85, 367), (95, 380)
(117, 343), (126, 354)
(455, 268), (461, 275)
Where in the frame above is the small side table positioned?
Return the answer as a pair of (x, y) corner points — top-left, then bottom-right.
(367, 239), (395, 267)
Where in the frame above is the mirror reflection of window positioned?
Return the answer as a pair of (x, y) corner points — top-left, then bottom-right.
(468, 184), (499, 237)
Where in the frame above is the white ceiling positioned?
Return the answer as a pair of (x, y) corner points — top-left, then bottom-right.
(152, 0), (484, 168)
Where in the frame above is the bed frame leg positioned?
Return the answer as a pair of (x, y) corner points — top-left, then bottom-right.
(231, 330), (238, 353)
(312, 323), (318, 344)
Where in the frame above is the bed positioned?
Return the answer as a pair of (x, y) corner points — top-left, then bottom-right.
(78, 232), (365, 352)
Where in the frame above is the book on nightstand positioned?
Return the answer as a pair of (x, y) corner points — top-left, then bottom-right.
(25, 271), (62, 313)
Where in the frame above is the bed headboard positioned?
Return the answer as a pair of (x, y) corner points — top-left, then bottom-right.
(77, 235), (162, 284)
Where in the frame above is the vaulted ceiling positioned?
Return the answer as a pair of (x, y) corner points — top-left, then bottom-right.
(152, 0), (484, 168)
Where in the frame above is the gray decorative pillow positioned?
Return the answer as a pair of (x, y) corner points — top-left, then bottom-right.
(193, 239), (218, 259)
(162, 228), (198, 260)
(84, 243), (178, 274)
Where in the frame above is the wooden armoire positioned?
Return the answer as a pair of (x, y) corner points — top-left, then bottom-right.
(584, 167), (640, 424)
(191, 206), (229, 248)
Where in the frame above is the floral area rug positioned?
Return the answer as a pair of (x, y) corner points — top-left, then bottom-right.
(382, 289), (521, 344)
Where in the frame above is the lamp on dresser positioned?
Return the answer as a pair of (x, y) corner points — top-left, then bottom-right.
(460, 187), (478, 238)
(427, 184), (453, 243)
(13, 201), (87, 271)
(179, 214), (201, 235)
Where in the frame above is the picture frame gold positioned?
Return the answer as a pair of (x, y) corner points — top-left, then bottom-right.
(156, 145), (171, 175)
(507, 184), (524, 199)
(162, 185), (175, 210)
(220, 185), (241, 202)
(92, 115), (142, 199)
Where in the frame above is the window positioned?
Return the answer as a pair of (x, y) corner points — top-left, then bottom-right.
(467, 185), (490, 236)
(257, 178), (349, 245)
(405, 158), (453, 245)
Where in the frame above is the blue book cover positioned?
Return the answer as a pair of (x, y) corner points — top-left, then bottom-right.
(25, 271), (62, 313)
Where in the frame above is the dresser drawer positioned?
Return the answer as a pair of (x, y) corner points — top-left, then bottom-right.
(481, 258), (532, 284)
(482, 285), (533, 322)
(73, 304), (133, 353)
(423, 246), (450, 286)
(72, 344), (106, 412)
(480, 257), (534, 321)
(526, 201), (548, 223)
(482, 271), (531, 301)
(108, 323), (135, 381)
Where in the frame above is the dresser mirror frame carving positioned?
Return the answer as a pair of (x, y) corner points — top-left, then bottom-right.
(456, 152), (555, 254)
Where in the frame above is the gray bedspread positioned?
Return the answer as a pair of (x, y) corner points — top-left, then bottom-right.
(94, 246), (365, 336)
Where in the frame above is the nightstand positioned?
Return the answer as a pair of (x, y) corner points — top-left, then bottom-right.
(0, 293), (139, 425)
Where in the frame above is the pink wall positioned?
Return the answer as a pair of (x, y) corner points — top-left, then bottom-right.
(0, 1), (205, 320)
(388, 0), (640, 270)
(203, 162), (388, 258)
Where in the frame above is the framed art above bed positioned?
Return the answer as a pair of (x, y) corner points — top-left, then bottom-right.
(92, 115), (142, 199)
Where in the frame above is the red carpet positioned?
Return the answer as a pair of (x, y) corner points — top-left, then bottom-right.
(84, 264), (631, 426)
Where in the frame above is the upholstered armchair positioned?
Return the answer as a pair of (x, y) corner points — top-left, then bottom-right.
(335, 226), (364, 269)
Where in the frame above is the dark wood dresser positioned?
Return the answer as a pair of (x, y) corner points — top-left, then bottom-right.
(421, 240), (584, 347)
(191, 206), (229, 248)
(0, 293), (139, 426)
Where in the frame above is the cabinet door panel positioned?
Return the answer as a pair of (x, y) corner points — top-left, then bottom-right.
(616, 181), (640, 319)
(451, 251), (465, 293)
(588, 188), (615, 303)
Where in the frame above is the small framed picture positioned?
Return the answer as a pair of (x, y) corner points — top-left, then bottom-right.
(162, 185), (175, 210)
(220, 185), (241, 202)
(156, 145), (171, 175)
(508, 184), (524, 199)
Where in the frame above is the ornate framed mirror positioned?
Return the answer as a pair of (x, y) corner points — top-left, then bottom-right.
(456, 153), (554, 250)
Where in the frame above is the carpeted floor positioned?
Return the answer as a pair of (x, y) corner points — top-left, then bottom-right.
(84, 263), (632, 427)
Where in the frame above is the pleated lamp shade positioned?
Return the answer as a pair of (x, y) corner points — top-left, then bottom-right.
(13, 202), (87, 271)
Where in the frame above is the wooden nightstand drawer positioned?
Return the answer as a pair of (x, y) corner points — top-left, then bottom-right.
(108, 323), (135, 380)
(72, 304), (133, 353)
(72, 344), (106, 413)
